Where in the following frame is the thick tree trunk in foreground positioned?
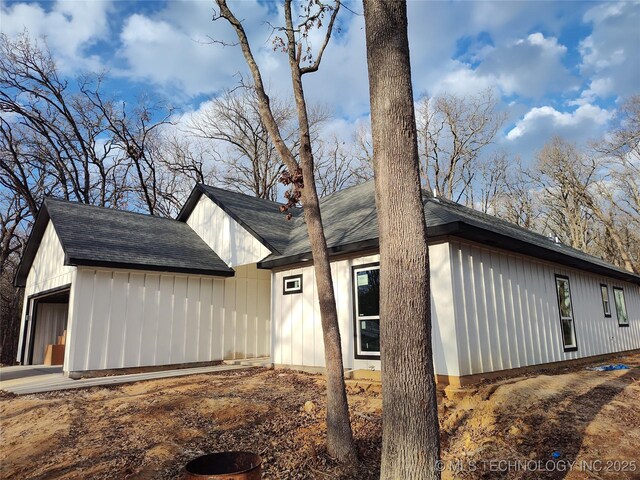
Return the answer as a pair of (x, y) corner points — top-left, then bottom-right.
(363, 1), (441, 478)
(215, 0), (357, 463)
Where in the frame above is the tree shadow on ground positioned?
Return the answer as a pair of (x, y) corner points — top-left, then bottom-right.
(493, 369), (636, 480)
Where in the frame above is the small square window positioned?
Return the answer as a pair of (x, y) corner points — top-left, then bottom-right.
(600, 284), (611, 317)
(283, 274), (303, 295)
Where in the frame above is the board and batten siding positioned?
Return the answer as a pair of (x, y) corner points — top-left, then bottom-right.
(65, 263), (270, 373)
(450, 239), (640, 376)
(271, 243), (460, 376)
(186, 195), (271, 267)
(17, 221), (76, 363)
(222, 264), (271, 360)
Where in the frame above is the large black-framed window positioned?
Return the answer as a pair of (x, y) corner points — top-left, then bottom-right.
(600, 284), (611, 318)
(555, 275), (578, 352)
(352, 263), (380, 359)
(613, 287), (629, 327)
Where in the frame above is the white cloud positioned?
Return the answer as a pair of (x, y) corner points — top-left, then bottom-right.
(0, 0), (112, 72)
(427, 62), (497, 98)
(578, 1), (640, 101)
(475, 32), (577, 99)
(115, 0), (285, 98)
(2, 0), (634, 171)
(499, 103), (615, 165)
(421, 32), (575, 103)
(507, 104), (613, 140)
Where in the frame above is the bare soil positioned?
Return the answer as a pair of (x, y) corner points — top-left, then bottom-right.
(1, 353), (639, 479)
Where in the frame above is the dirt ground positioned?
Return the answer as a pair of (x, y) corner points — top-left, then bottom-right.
(1, 353), (639, 480)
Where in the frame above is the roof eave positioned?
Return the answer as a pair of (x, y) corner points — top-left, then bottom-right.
(256, 224), (459, 269)
(258, 221), (640, 285)
(452, 222), (640, 285)
(69, 257), (235, 278)
(13, 201), (53, 287)
(175, 184), (203, 222)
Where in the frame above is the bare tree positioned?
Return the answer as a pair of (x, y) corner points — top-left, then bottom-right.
(80, 83), (175, 215)
(0, 32), (206, 362)
(468, 151), (508, 214)
(592, 95), (640, 271)
(531, 137), (597, 253)
(495, 157), (540, 230)
(190, 88), (334, 200)
(0, 33), (177, 216)
(314, 136), (366, 196)
(532, 136), (637, 272)
(347, 125), (375, 184)
(214, 0), (357, 463)
(151, 133), (219, 217)
(0, 191), (28, 365)
(416, 90), (505, 203)
(188, 89), (294, 200)
(0, 34), (124, 208)
(363, 0), (440, 478)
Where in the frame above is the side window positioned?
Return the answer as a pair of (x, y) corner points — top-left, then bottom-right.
(555, 275), (578, 352)
(613, 287), (629, 327)
(353, 264), (380, 357)
(600, 284), (611, 317)
(283, 274), (303, 295)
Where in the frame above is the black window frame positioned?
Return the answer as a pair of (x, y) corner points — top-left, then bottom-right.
(612, 287), (629, 327)
(555, 274), (578, 353)
(282, 274), (303, 295)
(600, 284), (611, 318)
(352, 262), (381, 360)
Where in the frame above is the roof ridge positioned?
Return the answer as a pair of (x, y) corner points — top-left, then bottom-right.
(44, 197), (183, 223)
(198, 183), (285, 208)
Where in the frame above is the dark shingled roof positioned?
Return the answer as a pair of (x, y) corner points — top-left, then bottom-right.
(177, 184), (301, 254)
(257, 181), (640, 285)
(269, 181), (379, 259)
(14, 198), (233, 286)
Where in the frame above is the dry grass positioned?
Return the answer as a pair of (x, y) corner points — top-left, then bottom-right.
(1, 353), (639, 479)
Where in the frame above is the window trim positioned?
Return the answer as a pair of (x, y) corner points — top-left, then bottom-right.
(555, 274), (578, 352)
(352, 262), (381, 360)
(282, 274), (303, 295)
(612, 286), (630, 327)
(600, 284), (612, 318)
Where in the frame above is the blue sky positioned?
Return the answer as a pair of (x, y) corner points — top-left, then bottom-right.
(1, 0), (639, 164)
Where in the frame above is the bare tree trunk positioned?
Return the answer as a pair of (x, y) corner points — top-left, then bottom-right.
(287, 30), (357, 464)
(215, 0), (357, 464)
(301, 183), (356, 461)
(363, 1), (440, 478)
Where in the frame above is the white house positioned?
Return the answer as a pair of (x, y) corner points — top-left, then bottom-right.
(15, 181), (640, 384)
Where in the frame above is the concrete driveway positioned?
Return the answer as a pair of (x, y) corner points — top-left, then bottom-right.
(0, 365), (63, 381)
(0, 363), (257, 395)
(0, 365), (66, 394)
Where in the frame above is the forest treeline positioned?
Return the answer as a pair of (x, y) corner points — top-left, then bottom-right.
(1, 32), (638, 364)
